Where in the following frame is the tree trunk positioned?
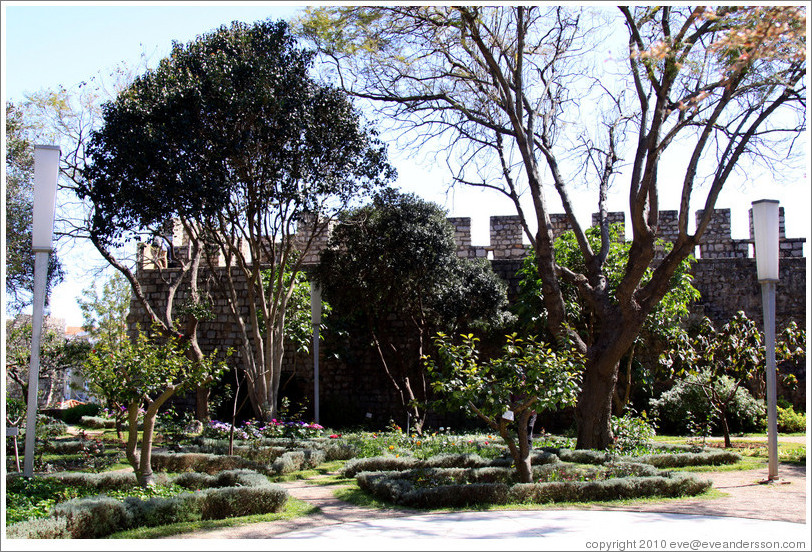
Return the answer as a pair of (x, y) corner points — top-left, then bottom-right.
(575, 357), (620, 450)
(499, 409), (534, 483)
(195, 386), (210, 422)
(138, 411), (158, 487)
(720, 410), (732, 448)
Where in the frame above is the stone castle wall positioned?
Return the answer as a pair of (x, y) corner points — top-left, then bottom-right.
(132, 208), (806, 425)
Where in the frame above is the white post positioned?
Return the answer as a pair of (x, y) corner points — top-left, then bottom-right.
(310, 281), (322, 424)
(23, 145), (61, 478)
(751, 199), (780, 481)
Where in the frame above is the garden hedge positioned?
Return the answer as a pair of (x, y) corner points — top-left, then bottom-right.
(355, 466), (712, 508)
(341, 451), (559, 478)
(543, 446), (741, 468)
(6, 469), (287, 539)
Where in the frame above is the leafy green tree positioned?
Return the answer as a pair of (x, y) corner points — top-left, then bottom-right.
(83, 327), (227, 486)
(76, 271), (132, 436)
(5, 102), (64, 311)
(80, 20), (393, 422)
(425, 333), (582, 482)
(297, 5), (806, 449)
(5, 318), (87, 407)
(77, 271), (131, 348)
(517, 224), (700, 414)
(318, 190), (509, 432)
(661, 312), (805, 447)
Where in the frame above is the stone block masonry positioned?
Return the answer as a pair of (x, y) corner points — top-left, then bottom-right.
(131, 207), (806, 425)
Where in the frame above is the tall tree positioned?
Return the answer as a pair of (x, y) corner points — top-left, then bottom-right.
(80, 20), (393, 422)
(318, 190), (509, 431)
(297, 6), (806, 448)
(5, 102), (64, 311)
(516, 223), (700, 415)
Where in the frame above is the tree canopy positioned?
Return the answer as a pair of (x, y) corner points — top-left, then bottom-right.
(80, 19), (394, 421)
(5, 102), (64, 311)
(318, 190), (509, 430)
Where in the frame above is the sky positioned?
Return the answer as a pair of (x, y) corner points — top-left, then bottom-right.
(2, 1), (810, 328)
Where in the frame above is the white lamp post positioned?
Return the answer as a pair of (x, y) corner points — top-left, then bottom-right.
(310, 281), (322, 424)
(23, 145), (61, 477)
(751, 199), (780, 481)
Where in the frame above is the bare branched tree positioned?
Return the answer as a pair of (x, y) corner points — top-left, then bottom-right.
(297, 5), (806, 448)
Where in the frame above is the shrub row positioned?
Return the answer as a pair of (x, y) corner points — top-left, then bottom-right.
(356, 467), (711, 508)
(79, 416), (117, 429)
(341, 451), (559, 478)
(42, 440), (86, 454)
(271, 449), (326, 475)
(543, 447), (741, 468)
(48, 471), (169, 490)
(6, 470), (287, 539)
(149, 452), (266, 474)
(173, 469), (269, 489)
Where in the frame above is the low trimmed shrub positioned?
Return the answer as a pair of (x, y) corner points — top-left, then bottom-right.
(42, 440), (85, 454)
(123, 493), (203, 527)
(79, 416), (116, 429)
(200, 486), (288, 519)
(626, 450), (741, 468)
(341, 451), (559, 478)
(174, 469), (270, 489)
(50, 496), (133, 539)
(543, 446), (741, 468)
(508, 473), (711, 504)
(6, 470), (287, 539)
(6, 516), (71, 539)
(150, 452), (265, 474)
(48, 471), (168, 490)
(356, 466), (711, 508)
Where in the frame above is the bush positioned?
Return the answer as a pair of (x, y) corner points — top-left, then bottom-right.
(149, 452), (264, 474)
(42, 440), (85, 454)
(355, 466), (711, 508)
(174, 469), (270, 489)
(777, 406), (807, 433)
(123, 493), (203, 527)
(37, 415), (68, 438)
(6, 470), (287, 538)
(61, 403), (102, 424)
(543, 446), (740, 468)
(650, 374), (765, 435)
(6, 516), (71, 539)
(626, 450), (740, 468)
(50, 496), (133, 539)
(200, 486), (288, 519)
(49, 471), (169, 490)
(610, 411), (656, 453)
(341, 451), (558, 478)
(80, 416), (116, 429)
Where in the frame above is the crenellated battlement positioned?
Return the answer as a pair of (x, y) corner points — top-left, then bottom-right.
(137, 207), (805, 272)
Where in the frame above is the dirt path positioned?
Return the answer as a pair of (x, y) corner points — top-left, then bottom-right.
(165, 478), (419, 539)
